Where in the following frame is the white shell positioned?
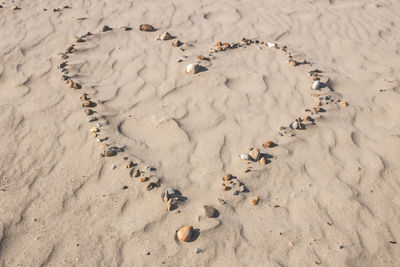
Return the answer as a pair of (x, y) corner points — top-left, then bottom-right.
(292, 121), (299, 129)
(267, 42), (277, 48)
(312, 80), (321, 90)
(240, 154), (250, 160)
(160, 32), (172, 40)
(186, 63), (200, 74)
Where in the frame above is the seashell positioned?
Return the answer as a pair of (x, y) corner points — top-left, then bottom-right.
(139, 24), (155, 32)
(263, 141), (274, 148)
(224, 173), (232, 182)
(141, 177), (149, 182)
(186, 63), (200, 74)
(90, 127), (99, 132)
(250, 196), (259, 205)
(311, 80), (321, 90)
(248, 148), (260, 161)
(222, 183), (231, 191)
(173, 40), (182, 47)
(177, 225), (193, 242)
(160, 32), (172, 40)
(101, 25), (112, 32)
(341, 101), (348, 107)
(292, 121), (299, 129)
(85, 109), (93, 115)
(289, 60), (297, 67)
(260, 157), (266, 165)
(240, 154), (249, 160)
(267, 42), (277, 48)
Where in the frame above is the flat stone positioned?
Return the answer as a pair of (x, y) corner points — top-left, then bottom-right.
(203, 205), (218, 218)
(248, 148), (260, 161)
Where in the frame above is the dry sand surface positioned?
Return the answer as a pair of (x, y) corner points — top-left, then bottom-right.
(1, 0), (400, 266)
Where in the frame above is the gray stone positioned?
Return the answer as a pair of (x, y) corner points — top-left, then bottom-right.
(203, 205), (218, 218)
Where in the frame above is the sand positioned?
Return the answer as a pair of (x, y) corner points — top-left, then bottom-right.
(1, 0), (400, 266)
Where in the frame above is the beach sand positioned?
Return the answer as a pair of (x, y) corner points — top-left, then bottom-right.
(1, 0), (400, 266)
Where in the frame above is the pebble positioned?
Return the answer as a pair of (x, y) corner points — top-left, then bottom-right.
(260, 157), (266, 165)
(173, 40), (182, 47)
(186, 63), (200, 74)
(101, 146), (121, 157)
(139, 24), (155, 32)
(239, 185), (246, 192)
(159, 32), (173, 40)
(233, 190), (239, 195)
(250, 196), (259, 205)
(292, 121), (299, 129)
(195, 248), (202, 254)
(97, 122), (103, 127)
(267, 42), (277, 48)
(111, 164), (116, 170)
(289, 59), (297, 67)
(101, 25), (112, 32)
(177, 225), (193, 242)
(240, 154), (250, 160)
(87, 117), (97, 122)
(263, 141), (274, 148)
(248, 148), (260, 161)
(122, 185), (128, 190)
(312, 80), (321, 90)
(217, 198), (226, 205)
(203, 205), (218, 218)
(224, 173), (232, 181)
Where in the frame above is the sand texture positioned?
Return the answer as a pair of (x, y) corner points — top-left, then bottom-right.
(1, 0), (400, 266)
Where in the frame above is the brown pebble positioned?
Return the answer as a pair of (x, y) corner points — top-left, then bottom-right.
(85, 109), (93, 115)
(244, 168), (250, 173)
(341, 101), (348, 107)
(133, 169), (140, 177)
(222, 183), (231, 191)
(173, 40), (182, 47)
(80, 94), (88, 101)
(224, 173), (232, 182)
(248, 148), (260, 161)
(263, 141), (274, 148)
(141, 177), (149, 182)
(177, 225), (193, 242)
(250, 196), (259, 205)
(126, 161), (134, 168)
(102, 25), (112, 32)
(259, 157), (266, 165)
(289, 59), (297, 67)
(140, 24), (155, 32)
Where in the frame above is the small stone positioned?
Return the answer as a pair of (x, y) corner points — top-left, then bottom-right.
(126, 161), (134, 168)
(312, 80), (321, 90)
(292, 121), (299, 129)
(160, 32), (172, 40)
(248, 148), (260, 161)
(239, 185), (246, 192)
(186, 63), (200, 74)
(263, 141), (274, 148)
(233, 190), (239, 195)
(141, 177), (149, 182)
(167, 188), (175, 197)
(85, 109), (94, 115)
(259, 157), (266, 165)
(240, 154), (250, 160)
(146, 182), (160, 191)
(195, 248), (202, 254)
(203, 205), (218, 218)
(111, 164), (116, 170)
(177, 225), (193, 242)
(289, 60), (297, 67)
(133, 169), (140, 177)
(101, 25), (112, 32)
(222, 183), (230, 191)
(122, 185), (128, 190)
(139, 24), (155, 32)
(224, 173), (232, 181)
(250, 196), (259, 205)
(173, 40), (182, 47)
(341, 101), (348, 107)
(88, 117), (97, 122)
(90, 127), (99, 133)
(217, 198), (226, 205)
